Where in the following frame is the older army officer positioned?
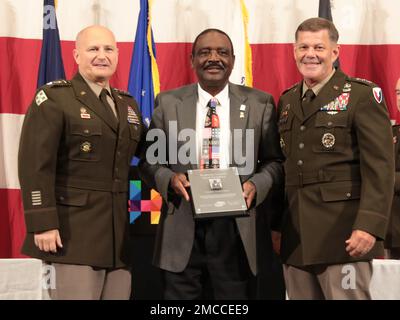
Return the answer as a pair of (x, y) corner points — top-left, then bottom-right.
(18, 25), (145, 299)
(385, 77), (400, 259)
(275, 18), (394, 299)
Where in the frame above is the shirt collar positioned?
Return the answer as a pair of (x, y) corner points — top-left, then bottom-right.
(302, 68), (336, 97)
(81, 73), (112, 98)
(197, 83), (229, 108)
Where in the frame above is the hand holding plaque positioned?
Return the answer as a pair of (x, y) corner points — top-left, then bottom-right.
(187, 167), (248, 219)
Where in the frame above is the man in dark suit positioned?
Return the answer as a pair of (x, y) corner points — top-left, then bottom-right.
(385, 77), (400, 258)
(139, 28), (283, 299)
(18, 25), (145, 299)
(276, 18), (394, 299)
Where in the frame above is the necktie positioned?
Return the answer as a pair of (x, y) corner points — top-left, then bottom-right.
(301, 88), (316, 117)
(201, 98), (220, 169)
(99, 89), (118, 124)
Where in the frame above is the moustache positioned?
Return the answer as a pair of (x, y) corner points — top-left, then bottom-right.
(204, 62), (225, 70)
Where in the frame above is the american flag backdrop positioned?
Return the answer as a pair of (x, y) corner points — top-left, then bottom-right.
(1, 0), (400, 258)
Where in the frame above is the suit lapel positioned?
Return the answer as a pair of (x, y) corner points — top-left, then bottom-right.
(229, 83), (248, 167)
(176, 85), (197, 169)
(177, 84), (197, 132)
(71, 73), (118, 132)
(303, 70), (347, 122)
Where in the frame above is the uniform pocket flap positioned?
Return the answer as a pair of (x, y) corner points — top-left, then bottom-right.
(70, 123), (102, 136)
(56, 188), (88, 206)
(315, 111), (348, 128)
(320, 183), (361, 202)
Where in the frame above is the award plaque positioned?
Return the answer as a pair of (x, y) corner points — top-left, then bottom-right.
(187, 167), (248, 219)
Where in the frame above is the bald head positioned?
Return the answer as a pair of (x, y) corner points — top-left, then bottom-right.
(75, 25), (116, 50)
(73, 25), (118, 86)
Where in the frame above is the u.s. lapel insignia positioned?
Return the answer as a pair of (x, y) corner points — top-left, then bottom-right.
(80, 107), (91, 119)
(35, 90), (48, 106)
(127, 106), (140, 124)
(373, 87), (383, 103)
(240, 112), (245, 119)
(80, 91), (86, 96)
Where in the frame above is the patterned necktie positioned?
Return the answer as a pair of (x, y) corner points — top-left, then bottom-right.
(201, 98), (220, 169)
(301, 88), (316, 117)
(99, 88), (118, 123)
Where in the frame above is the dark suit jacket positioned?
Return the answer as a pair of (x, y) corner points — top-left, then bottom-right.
(277, 69), (394, 266)
(385, 124), (400, 249)
(19, 73), (145, 268)
(139, 82), (284, 275)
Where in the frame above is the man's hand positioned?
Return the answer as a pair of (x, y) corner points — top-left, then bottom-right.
(242, 181), (256, 209)
(271, 231), (281, 255)
(170, 173), (190, 201)
(34, 229), (63, 253)
(345, 229), (376, 257)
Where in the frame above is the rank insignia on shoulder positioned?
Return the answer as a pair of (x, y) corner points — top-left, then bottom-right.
(35, 90), (48, 106)
(373, 87), (383, 103)
(45, 79), (71, 87)
(127, 106), (140, 124)
(114, 88), (133, 97)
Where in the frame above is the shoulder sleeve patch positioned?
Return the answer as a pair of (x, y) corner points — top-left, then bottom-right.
(35, 90), (48, 106)
(372, 87), (383, 104)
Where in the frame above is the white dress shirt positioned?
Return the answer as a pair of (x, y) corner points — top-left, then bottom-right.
(196, 84), (230, 168)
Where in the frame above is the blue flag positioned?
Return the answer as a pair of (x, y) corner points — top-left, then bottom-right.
(127, 0), (159, 127)
(37, 0), (65, 88)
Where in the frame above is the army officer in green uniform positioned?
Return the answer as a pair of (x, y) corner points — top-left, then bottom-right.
(18, 25), (145, 299)
(385, 77), (400, 259)
(275, 18), (394, 299)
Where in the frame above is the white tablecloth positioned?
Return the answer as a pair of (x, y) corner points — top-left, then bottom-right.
(1, 258), (400, 299)
(0, 258), (46, 300)
(370, 259), (400, 299)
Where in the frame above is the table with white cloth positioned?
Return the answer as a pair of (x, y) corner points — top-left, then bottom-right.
(0, 258), (50, 300)
(1, 258), (400, 299)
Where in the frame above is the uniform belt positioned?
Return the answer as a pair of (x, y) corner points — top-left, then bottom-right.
(56, 176), (128, 192)
(285, 169), (361, 187)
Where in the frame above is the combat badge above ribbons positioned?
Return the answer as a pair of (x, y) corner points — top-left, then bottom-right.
(127, 106), (140, 124)
(80, 107), (91, 119)
(322, 133), (335, 149)
(373, 87), (383, 103)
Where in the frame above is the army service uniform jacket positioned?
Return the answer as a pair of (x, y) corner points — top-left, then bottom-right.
(385, 124), (400, 249)
(19, 73), (144, 268)
(277, 69), (394, 267)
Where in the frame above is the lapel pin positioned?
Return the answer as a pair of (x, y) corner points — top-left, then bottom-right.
(240, 104), (246, 111)
(333, 85), (339, 90)
(80, 91), (86, 95)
